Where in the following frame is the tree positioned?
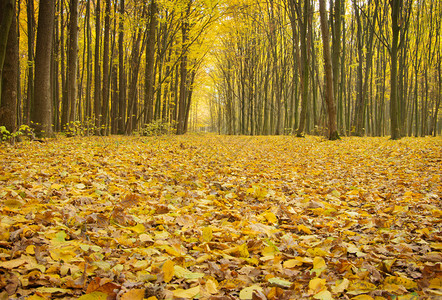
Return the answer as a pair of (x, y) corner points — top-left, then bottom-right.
(0, 0), (17, 133)
(319, 0), (339, 140)
(145, 0), (158, 125)
(61, 0), (78, 130)
(0, 0), (14, 107)
(31, 0), (55, 138)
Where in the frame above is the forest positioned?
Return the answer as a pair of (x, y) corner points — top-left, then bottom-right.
(0, 0), (441, 299)
(0, 0), (440, 139)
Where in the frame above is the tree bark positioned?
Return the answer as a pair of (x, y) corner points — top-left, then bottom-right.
(145, 0), (158, 125)
(101, 0), (110, 135)
(117, 0), (125, 134)
(295, 0), (310, 137)
(94, 0), (101, 134)
(67, 0), (78, 126)
(389, 0), (401, 140)
(0, 0), (17, 133)
(31, 0), (55, 138)
(0, 0), (14, 107)
(319, 0), (339, 140)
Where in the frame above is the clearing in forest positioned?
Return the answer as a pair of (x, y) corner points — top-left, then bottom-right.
(0, 135), (441, 299)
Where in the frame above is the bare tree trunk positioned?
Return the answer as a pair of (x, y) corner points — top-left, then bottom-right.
(0, 0), (14, 107)
(295, 0), (310, 137)
(25, 0), (35, 125)
(117, 0), (125, 134)
(101, 0), (110, 135)
(67, 0), (78, 126)
(389, 0), (401, 140)
(94, 0), (101, 134)
(145, 0), (157, 125)
(319, 0), (339, 140)
(0, 0), (17, 133)
(31, 0), (55, 138)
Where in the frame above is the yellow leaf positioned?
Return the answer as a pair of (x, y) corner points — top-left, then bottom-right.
(350, 296), (374, 300)
(262, 211), (278, 224)
(239, 243), (249, 258)
(172, 286), (200, 298)
(283, 259), (303, 268)
(26, 245), (36, 255)
(239, 285), (263, 300)
(162, 260), (175, 283)
(331, 278), (349, 294)
(51, 183), (64, 190)
(298, 224), (312, 234)
(205, 278), (218, 294)
(129, 223), (145, 234)
(309, 278), (327, 294)
(384, 276), (417, 290)
(0, 258), (27, 269)
(314, 290), (334, 300)
(347, 281), (377, 295)
(429, 277), (442, 289)
(313, 257), (326, 269)
(307, 247), (329, 257)
(120, 289), (145, 300)
(77, 292), (108, 300)
(202, 226), (213, 242)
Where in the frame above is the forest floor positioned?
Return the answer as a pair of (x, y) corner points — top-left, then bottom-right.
(0, 134), (441, 300)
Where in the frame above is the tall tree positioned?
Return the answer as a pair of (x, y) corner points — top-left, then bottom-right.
(0, 0), (14, 107)
(0, 0), (17, 133)
(31, 0), (55, 137)
(389, 0), (402, 140)
(294, 0), (310, 137)
(117, 0), (125, 134)
(63, 0), (78, 129)
(94, 0), (101, 134)
(144, 0), (158, 125)
(319, 0), (339, 140)
(101, 0), (110, 134)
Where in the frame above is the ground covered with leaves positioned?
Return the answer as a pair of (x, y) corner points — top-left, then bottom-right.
(0, 135), (441, 300)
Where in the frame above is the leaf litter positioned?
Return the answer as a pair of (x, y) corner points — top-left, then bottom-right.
(0, 135), (441, 299)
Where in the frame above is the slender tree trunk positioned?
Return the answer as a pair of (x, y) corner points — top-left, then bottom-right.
(85, 0), (92, 131)
(31, 0), (55, 138)
(319, 0), (339, 140)
(117, 0), (125, 134)
(177, 2), (191, 135)
(25, 0), (35, 125)
(101, 0), (110, 134)
(94, 0), (101, 134)
(145, 0), (157, 125)
(296, 0), (310, 137)
(389, 0), (401, 140)
(67, 0), (78, 127)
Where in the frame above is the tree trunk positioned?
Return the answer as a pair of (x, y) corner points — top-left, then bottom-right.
(94, 0), (101, 134)
(117, 0), (125, 134)
(0, 0), (17, 133)
(101, 0), (110, 135)
(296, 0), (310, 137)
(319, 0), (339, 140)
(67, 0), (78, 126)
(0, 0), (14, 107)
(389, 0), (401, 140)
(31, 0), (55, 138)
(25, 0), (35, 125)
(145, 0), (157, 125)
